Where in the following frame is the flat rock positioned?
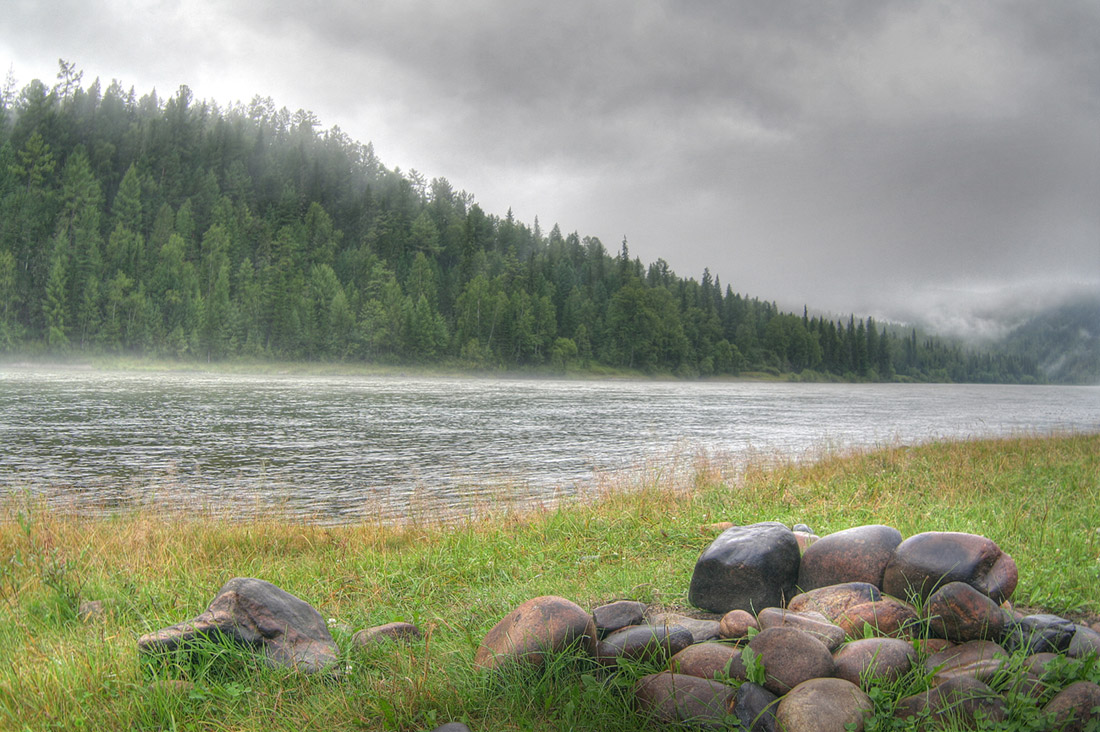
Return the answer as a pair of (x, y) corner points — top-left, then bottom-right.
(894, 676), (1007, 730)
(756, 607), (846, 651)
(797, 524), (902, 592)
(1068, 624), (1100, 659)
(718, 609), (759, 640)
(670, 642), (743, 681)
(1003, 613), (1076, 655)
(595, 624), (693, 668)
(634, 672), (737, 729)
(833, 637), (917, 686)
(835, 597), (919, 639)
(924, 581), (1009, 643)
(137, 577), (338, 673)
(647, 611), (721, 643)
(925, 640), (1009, 684)
(786, 582), (882, 622)
(744, 626), (836, 696)
(351, 621), (421, 648)
(1043, 681), (1100, 732)
(776, 677), (873, 732)
(688, 522), (801, 614)
(592, 600), (646, 637)
(883, 531), (1018, 604)
(733, 682), (780, 732)
(474, 596), (596, 672)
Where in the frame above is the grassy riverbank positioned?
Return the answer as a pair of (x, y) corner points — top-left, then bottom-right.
(1, 433), (1098, 730)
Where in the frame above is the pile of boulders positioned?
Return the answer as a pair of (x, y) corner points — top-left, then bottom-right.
(136, 523), (1100, 731)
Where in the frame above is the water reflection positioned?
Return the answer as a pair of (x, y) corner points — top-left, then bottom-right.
(1, 367), (1097, 523)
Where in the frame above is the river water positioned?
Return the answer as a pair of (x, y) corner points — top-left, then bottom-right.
(1, 366), (1097, 523)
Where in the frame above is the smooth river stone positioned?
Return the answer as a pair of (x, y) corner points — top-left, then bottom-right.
(595, 624), (694, 668)
(834, 637), (918, 686)
(474, 595), (596, 671)
(591, 600), (647, 637)
(670, 642), (743, 680)
(744, 626), (837, 696)
(786, 582), (882, 622)
(1043, 681), (1100, 732)
(924, 581), (1009, 643)
(756, 607), (846, 651)
(835, 597), (919, 639)
(776, 678), (873, 732)
(882, 531), (1018, 604)
(796, 524), (902, 592)
(924, 640), (1009, 684)
(894, 677), (1007, 729)
(688, 522), (801, 614)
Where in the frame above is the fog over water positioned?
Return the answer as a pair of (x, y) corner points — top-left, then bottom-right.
(2, 368), (1097, 523)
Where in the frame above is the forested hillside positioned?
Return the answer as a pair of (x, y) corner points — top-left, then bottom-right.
(0, 63), (1045, 382)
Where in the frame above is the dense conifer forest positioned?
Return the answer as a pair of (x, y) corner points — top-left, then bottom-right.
(0, 63), (1047, 382)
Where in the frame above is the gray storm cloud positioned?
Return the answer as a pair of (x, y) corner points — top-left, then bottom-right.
(2, 0), (1097, 332)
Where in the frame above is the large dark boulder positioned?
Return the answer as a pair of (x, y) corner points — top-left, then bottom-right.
(882, 531), (1017, 604)
(137, 577), (338, 673)
(688, 522), (801, 614)
(797, 524), (902, 592)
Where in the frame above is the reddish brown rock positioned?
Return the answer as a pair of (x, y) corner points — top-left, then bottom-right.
(744, 626), (837, 696)
(634, 672), (737, 729)
(925, 640), (1009, 685)
(718, 608), (759, 641)
(670, 642), (743, 681)
(137, 577), (338, 674)
(757, 607), (846, 651)
(786, 582), (882, 622)
(833, 637), (918, 687)
(797, 524), (902, 592)
(916, 638), (954, 656)
(882, 531), (1018, 604)
(474, 595), (596, 672)
(1043, 681), (1100, 732)
(924, 581), (1009, 643)
(776, 677), (873, 732)
(836, 597), (919, 639)
(894, 676), (1007, 729)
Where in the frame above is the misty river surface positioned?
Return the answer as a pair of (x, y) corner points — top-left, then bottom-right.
(1, 366), (1098, 523)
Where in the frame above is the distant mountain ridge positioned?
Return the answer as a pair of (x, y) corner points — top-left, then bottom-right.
(997, 295), (1100, 385)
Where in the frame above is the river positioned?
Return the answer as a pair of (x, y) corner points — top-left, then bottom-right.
(1, 366), (1097, 523)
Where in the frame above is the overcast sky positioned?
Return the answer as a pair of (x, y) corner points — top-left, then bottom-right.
(3, 1), (1098, 337)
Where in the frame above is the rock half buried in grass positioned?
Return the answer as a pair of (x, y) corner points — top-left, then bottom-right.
(882, 531), (1018, 604)
(1043, 681), (1100, 732)
(688, 522), (800, 614)
(137, 577), (339, 674)
(595, 624), (694, 668)
(833, 637), (918, 686)
(893, 676), (1007, 730)
(633, 672), (737, 729)
(796, 524), (902, 592)
(474, 595), (596, 672)
(351, 621), (422, 649)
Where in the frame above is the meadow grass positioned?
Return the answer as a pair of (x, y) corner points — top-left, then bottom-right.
(0, 433), (1097, 731)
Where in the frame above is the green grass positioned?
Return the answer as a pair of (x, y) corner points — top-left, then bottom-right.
(1, 433), (1097, 730)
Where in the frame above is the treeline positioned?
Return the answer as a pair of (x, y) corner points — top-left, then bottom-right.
(0, 62), (1043, 383)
